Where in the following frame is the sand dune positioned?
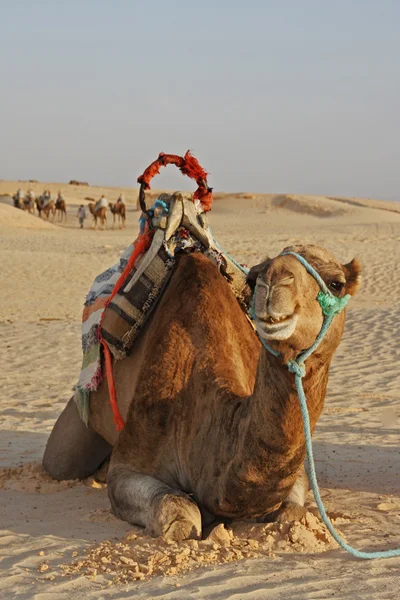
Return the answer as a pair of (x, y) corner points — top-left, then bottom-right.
(0, 203), (57, 230)
(0, 188), (399, 599)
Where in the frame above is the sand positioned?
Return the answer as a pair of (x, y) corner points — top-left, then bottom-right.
(0, 187), (399, 599)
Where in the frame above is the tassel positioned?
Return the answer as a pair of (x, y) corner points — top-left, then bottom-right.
(137, 151), (213, 211)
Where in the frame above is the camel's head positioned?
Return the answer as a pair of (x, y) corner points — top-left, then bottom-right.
(247, 244), (361, 358)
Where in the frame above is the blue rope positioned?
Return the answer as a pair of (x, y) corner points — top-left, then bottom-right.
(281, 251), (330, 295)
(254, 251), (400, 559)
(293, 367), (400, 559)
(209, 228), (249, 275)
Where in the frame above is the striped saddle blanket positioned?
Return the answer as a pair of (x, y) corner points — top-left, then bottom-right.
(74, 192), (250, 423)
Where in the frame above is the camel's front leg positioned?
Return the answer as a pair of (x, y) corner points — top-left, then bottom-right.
(107, 467), (202, 541)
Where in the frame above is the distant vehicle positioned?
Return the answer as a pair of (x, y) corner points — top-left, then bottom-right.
(69, 180), (89, 186)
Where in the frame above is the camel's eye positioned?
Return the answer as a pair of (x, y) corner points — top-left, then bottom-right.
(329, 281), (345, 293)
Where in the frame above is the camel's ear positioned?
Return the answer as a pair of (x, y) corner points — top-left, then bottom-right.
(247, 259), (270, 292)
(343, 258), (361, 296)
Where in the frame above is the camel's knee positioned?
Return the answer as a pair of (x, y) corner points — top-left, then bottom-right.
(43, 398), (112, 481)
(107, 468), (202, 541)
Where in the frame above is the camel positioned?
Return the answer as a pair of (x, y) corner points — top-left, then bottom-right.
(88, 202), (107, 230)
(43, 244), (361, 541)
(55, 198), (67, 222)
(22, 196), (36, 214)
(13, 195), (22, 210)
(36, 195), (56, 221)
(109, 201), (126, 228)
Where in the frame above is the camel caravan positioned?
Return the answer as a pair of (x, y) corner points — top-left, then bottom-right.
(41, 151), (370, 552)
(13, 188), (65, 222)
(12, 187), (127, 229)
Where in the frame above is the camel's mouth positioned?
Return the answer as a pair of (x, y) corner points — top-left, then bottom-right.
(256, 313), (298, 341)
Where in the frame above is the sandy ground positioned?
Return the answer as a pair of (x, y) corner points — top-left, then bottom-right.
(0, 189), (399, 599)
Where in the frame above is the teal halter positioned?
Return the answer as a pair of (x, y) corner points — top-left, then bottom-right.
(251, 251), (400, 560)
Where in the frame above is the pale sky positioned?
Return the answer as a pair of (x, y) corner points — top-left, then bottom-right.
(1, 0), (399, 200)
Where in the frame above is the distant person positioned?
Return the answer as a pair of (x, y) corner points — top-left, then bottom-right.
(116, 193), (125, 205)
(57, 191), (64, 202)
(27, 189), (36, 200)
(13, 187), (24, 208)
(42, 190), (51, 205)
(77, 205), (86, 229)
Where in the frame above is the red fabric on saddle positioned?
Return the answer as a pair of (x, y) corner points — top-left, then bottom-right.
(99, 229), (153, 431)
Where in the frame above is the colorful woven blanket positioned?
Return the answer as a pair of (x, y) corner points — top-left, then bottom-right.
(74, 242), (135, 423)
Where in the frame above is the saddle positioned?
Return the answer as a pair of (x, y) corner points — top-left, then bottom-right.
(101, 191), (250, 360)
(75, 152), (251, 429)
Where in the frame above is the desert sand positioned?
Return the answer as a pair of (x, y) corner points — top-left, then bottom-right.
(0, 186), (399, 599)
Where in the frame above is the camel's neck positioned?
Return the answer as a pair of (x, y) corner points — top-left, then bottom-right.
(251, 346), (332, 449)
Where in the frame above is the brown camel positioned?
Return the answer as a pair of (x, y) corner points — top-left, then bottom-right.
(22, 196), (36, 214)
(36, 195), (56, 221)
(13, 195), (22, 209)
(43, 244), (361, 541)
(109, 201), (126, 228)
(88, 202), (107, 230)
(55, 198), (67, 222)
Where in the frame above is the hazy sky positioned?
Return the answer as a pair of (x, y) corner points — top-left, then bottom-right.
(1, 0), (399, 200)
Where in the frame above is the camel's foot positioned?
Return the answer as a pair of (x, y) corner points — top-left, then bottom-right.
(259, 464), (309, 524)
(259, 500), (308, 524)
(148, 492), (202, 541)
(276, 501), (308, 523)
(108, 468), (202, 541)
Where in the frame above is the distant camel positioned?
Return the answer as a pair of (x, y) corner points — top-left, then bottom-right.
(36, 195), (56, 221)
(22, 196), (36, 214)
(13, 195), (22, 210)
(55, 198), (67, 222)
(88, 202), (107, 230)
(109, 201), (126, 228)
